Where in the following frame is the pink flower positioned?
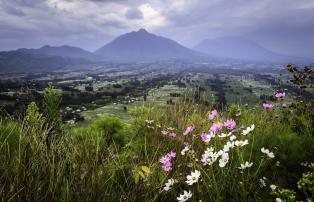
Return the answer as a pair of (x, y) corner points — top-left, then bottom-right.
(210, 122), (223, 133)
(275, 92), (285, 99)
(263, 103), (274, 109)
(224, 119), (237, 130)
(183, 125), (195, 136)
(200, 133), (209, 142)
(168, 132), (177, 137)
(200, 133), (215, 142)
(160, 151), (176, 172)
(162, 162), (172, 172)
(208, 109), (218, 120)
(235, 111), (241, 117)
(168, 151), (176, 158)
(159, 156), (170, 164)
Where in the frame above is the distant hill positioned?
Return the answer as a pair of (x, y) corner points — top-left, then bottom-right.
(194, 37), (313, 63)
(18, 45), (101, 61)
(0, 51), (89, 73)
(95, 28), (204, 61)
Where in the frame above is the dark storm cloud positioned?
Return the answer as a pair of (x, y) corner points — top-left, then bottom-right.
(0, 0), (313, 58)
(125, 8), (143, 19)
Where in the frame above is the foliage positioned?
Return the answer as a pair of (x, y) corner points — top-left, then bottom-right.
(0, 84), (313, 201)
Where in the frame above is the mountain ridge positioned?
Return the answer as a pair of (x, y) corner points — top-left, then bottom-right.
(194, 36), (313, 63)
(94, 28), (205, 61)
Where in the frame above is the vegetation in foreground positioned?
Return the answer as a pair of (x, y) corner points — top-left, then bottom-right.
(0, 68), (314, 201)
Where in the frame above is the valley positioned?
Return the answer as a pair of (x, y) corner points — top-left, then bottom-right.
(0, 61), (304, 124)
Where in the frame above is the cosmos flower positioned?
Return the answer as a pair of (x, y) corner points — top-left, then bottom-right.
(208, 109), (218, 120)
(160, 151), (176, 172)
(183, 125), (195, 136)
(275, 92), (285, 99)
(218, 132), (232, 138)
(270, 184), (277, 191)
(238, 161), (253, 170)
(163, 178), (175, 191)
(168, 132), (177, 137)
(201, 147), (218, 166)
(230, 135), (237, 141)
(259, 177), (267, 187)
(181, 146), (190, 155)
(223, 141), (235, 152)
(219, 152), (229, 167)
(275, 198), (283, 202)
(224, 119), (237, 130)
(263, 103), (274, 109)
(177, 190), (192, 202)
(200, 132), (215, 142)
(261, 147), (275, 158)
(235, 111), (242, 117)
(161, 130), (169, 135)
(210, 122), (223, 133)
(242, 124), (255, 136)
(186, 170), (201, 185)
(234, 140), (249, 147)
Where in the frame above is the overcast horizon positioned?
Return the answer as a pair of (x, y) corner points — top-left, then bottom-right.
(1, 0), (314, 58)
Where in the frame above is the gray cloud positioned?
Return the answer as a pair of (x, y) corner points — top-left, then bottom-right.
(125, 7), (143, 19)
(0, 0), (313, 58)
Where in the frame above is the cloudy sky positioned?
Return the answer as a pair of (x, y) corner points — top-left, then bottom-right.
(1, 0), (314, 58)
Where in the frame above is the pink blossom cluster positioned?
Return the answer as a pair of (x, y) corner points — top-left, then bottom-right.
(275, 92), (285, 99)
(208, 109), (218, 120)
(210, 122), (223, 133)
(263, 103), (274, 109)
(159, 151), (176, 172)
(224, 119), (236, 130)
(183, 125), (195, 136)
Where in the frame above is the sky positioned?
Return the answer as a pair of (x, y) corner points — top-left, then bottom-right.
(0, 0), (314, 58)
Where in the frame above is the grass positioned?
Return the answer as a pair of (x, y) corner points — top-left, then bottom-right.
(0, 88), (313, 201)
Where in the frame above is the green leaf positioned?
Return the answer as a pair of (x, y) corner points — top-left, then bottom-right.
(138, 170), (145, 178)
(133, 172), (139, 184)
(141, 166), (151, 173)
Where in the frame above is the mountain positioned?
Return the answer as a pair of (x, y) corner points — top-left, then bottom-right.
(194, 37), (313, 63)
(18, 45), (101, 61)
(95, 28), (204, 61)
(0, 50), (89, 73)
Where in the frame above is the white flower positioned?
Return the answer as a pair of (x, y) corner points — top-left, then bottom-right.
(219, 152), (229, 167)
(270, 184), (277, 191)
(201, 147), (219, 166)
(242, 124), (255, 136)
(219, 132), (232, 138)
(235, 140), (249, 147)
(261, 147), (275, 158)
(186, 170), (201, 185)
(163, 178), (175, 191)
(259, 178), (266, 187)
(223, 141), (235, 152)
(177, 190), (192, 202)
(238, 161), (253, 170)
(275, 197), (283, 202)
(230, 135), (237, 141)
(203, 132), (215, 143)
(181, 146), (189, 155)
